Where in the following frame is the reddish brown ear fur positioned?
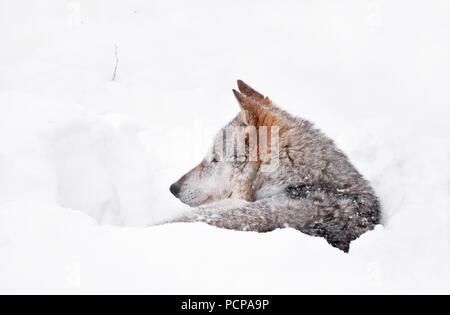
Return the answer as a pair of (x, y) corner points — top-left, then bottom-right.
(237, 80), (273, 107)
(233, 89), (280, 129)
(233, 88), (283, 162)
(234, 82), (293, 140)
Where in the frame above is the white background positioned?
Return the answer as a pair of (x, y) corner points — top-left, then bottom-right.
(0, 0), (449, 293)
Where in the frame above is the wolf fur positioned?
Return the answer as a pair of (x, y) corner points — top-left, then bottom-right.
(167, 80), (381, 252)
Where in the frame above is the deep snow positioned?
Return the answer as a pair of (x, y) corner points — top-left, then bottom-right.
(0, 0), (449, 293)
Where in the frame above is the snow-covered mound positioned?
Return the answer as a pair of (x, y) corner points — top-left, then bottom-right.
(0, 0), (449, 293)
(0, 92), (168, 226)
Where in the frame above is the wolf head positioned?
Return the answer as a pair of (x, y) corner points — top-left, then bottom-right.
(170, 80), (295, 207)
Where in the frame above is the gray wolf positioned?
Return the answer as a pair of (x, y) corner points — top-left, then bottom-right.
(168, 80), (381, 252)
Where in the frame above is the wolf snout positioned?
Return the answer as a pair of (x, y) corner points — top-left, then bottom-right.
(169, 183), (181, 198)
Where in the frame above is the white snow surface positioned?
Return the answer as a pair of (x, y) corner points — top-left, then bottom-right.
(0, 0), (449, 294)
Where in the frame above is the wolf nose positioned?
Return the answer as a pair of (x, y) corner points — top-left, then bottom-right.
(170, 183), (181, 197)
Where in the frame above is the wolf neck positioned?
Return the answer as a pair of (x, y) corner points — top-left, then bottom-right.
(250, 121), (343, 201)
(251, 162), (295, 200)
(250, 146), (296, 201)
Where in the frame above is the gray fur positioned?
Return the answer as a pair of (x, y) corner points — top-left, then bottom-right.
(167, 81), (381, 252)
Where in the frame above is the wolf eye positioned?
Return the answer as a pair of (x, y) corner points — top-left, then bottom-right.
(211, 154), (219, 163)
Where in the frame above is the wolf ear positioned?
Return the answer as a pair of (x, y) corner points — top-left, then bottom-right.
(237, 80), (273, 107)
(233, 89), (279, 128)
(233, 90), (256, 126)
